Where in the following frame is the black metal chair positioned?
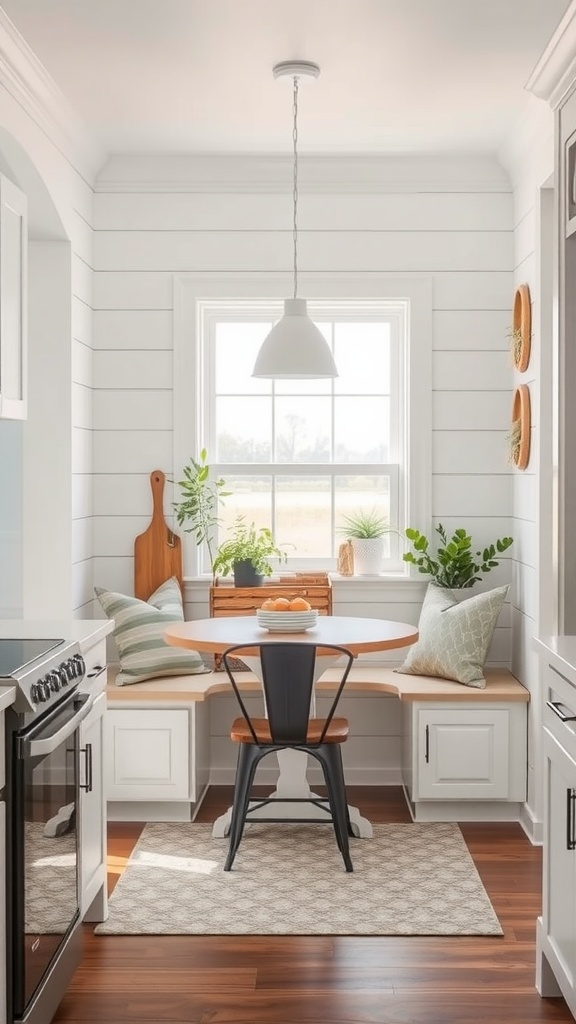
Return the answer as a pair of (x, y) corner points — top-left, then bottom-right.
(221, 641), (356, 872)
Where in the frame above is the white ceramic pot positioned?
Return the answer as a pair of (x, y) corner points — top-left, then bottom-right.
(351, 537), (384, 576)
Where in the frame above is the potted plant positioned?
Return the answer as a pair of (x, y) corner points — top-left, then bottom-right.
(338, 509), (389, 576)
(212, 517), (287, 586)
(172, 449), (230, 578)
(403, 523), (513, 589)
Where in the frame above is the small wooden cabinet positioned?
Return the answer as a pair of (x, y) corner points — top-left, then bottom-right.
(210, 573), (332, 618)
(402, 698), (527, 820)
(0, 174), (27, 420)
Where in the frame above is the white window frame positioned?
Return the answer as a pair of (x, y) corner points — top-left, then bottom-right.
(174, 272), (432, 578)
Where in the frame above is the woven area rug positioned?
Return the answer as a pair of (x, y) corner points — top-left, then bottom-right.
(95, 821), (502, 936)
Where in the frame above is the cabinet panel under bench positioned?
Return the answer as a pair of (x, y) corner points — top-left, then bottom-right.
(105, 700), (210, 820)
(401, 698), (527, 820)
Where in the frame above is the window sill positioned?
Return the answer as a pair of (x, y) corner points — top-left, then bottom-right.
(183, 574), (428, 602)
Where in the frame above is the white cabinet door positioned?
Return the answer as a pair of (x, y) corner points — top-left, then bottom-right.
(0, 801), (5, 1024)
(0, 174), (27, 420)
(416, 708), (509, 799)
(80, 691), (107, 921)
(543, 727), (576, 990)
(105, 708), (190, 801)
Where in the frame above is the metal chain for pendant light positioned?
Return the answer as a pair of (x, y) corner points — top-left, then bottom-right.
(252, 59), (335, 379)
(292, 75), (299, 299)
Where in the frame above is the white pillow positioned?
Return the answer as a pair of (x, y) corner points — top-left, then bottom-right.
(95, 576), (209, 685)
(395, 582), (509, 688)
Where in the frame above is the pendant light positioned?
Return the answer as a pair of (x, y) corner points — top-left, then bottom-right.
(252, 61), (338, 379)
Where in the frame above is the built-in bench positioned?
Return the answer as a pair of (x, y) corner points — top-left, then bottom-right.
(106, 664), (527, 703)
(104, 665), (529, 824)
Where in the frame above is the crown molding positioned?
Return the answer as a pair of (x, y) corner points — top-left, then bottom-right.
(0, 7), (105, 184)
(526, 0), (576, 109)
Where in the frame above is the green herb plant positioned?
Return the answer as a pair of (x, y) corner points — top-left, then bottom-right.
(212, 517), (287, 579)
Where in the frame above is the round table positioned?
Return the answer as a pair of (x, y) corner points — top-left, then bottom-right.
(165, 615), (418, 838)
(165, 614), (418, 657)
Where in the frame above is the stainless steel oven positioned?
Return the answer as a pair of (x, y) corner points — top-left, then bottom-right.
(3, 639), (88, 1024)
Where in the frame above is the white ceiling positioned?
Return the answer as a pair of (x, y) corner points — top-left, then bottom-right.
(0, 0), (571, 157)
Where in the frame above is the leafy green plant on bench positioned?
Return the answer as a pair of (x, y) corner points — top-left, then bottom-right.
(403, 524), (513, 589)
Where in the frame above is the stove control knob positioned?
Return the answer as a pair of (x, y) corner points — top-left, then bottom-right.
(33, 679), (48, 702)
(72, 654), (85, 678)
(41, 680), (52, 701)
(48, 671), (61, 692)
(59, 662), (71, 685)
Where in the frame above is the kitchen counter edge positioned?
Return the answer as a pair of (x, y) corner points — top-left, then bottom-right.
(0, 619), (114, 652)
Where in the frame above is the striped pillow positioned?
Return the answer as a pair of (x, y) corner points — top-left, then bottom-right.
(95, 577), (209, 685)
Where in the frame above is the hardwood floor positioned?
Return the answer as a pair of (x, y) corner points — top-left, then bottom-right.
(55, 786), (573, 1023)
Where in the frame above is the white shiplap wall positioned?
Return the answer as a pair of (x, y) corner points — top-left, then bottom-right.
(92, 153), (516, 780)
(93, 153), (514, 615)
(499, 95), (556, 837)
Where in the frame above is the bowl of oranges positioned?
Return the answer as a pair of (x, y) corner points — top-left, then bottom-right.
(256, 596), (318, 632)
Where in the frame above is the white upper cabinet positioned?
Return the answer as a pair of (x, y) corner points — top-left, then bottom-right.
(0, 174), (27, 420)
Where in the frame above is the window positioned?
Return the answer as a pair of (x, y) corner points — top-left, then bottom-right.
(174, 274), (432, 577)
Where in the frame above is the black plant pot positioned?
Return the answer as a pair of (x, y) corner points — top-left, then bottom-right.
(233, 560), (264, 588)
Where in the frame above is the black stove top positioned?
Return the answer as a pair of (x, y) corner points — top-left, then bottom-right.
(0, 639), (65, 677)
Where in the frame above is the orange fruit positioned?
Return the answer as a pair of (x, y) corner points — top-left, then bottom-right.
(261, 598), (276, 611)
(289, 597), (311, 611)
(272, 597), (291, 611)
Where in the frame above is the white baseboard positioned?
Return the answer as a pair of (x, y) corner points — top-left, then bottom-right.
(404, 789), (524, 823)
(519, 801), (542, 845)
(107, 800), (195, 822)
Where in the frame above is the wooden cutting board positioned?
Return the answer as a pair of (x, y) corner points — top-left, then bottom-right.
(134, 470), (183, 600)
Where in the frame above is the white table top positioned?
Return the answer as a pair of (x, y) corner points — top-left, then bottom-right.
(165, 614), (418, 657)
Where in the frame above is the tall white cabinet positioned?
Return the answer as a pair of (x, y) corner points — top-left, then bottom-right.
(529, 4), (576, 1018)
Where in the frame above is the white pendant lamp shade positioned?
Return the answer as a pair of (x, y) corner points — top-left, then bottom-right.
(252, 298), (338, 379)
(252, 60), (338, 380)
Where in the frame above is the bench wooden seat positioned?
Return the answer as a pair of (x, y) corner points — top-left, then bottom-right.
(106, 665), (528, 704)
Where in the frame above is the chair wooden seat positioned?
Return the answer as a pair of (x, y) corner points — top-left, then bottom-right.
(230, 716), (349, 745)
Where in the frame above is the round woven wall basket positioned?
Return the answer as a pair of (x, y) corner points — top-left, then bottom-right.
(512, 284), (531, 372)
(511, 384), (531, 470)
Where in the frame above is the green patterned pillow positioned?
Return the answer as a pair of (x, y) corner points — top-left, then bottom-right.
(95, 576), (209, 685)
(395, 582), (509, 688)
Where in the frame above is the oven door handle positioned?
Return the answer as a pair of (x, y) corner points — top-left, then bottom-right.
(22, 693), (94, 757)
